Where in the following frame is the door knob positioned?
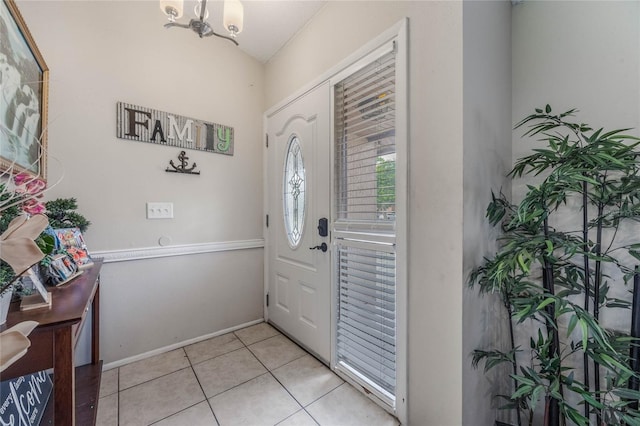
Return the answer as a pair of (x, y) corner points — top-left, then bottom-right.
(309, 243), (328, 252)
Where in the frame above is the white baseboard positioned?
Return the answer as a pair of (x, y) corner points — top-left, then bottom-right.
(102, 318), (265, 371)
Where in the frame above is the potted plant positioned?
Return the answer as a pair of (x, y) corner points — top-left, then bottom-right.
(470, 106), (640, 425)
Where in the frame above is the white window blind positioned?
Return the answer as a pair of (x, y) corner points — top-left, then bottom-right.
(333, 44), (397, 405)
(334, 48), (396, 224)
(336, 242), (396, 398)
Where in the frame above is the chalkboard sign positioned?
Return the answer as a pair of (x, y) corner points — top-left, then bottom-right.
(0, 371), (52, 425)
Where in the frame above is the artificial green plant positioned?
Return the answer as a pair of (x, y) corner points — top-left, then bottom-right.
(44, 198), (91, 232)
(0, 191), (90, 296)
(470, 106), (640, 426)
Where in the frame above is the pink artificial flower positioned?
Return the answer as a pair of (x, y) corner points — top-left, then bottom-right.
(13, 173), (31, 186)
(22, 198), (45, 215)
(25, 179), (46, 195)
(13, 173), (46, 196)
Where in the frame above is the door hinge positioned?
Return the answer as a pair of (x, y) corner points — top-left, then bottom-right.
(266, 214), (269, 228)
(265, 134), (269, 148)
(266, 293), (269, 307)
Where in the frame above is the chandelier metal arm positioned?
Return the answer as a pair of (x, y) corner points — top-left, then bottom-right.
(199, 0), (208, 21)
(164, 22), (191, 30)
(203, 30), (239, 46)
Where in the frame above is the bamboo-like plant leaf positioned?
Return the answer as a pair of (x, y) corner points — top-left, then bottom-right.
(567, 314), (579, 336)
(537, 297), (555, 311)
(564, 408), (589, 426)
(530, 384), (545, 411)
(471, 105), (640, 424)
(513, 374), (536, 387)
(471, 349), (517, 374)
(612, 388), (640, 400)
(579, 318), (589, 362)
(512, 384), (533, 400)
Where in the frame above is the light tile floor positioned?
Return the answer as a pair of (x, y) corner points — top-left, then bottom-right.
(96, 322), (400, 426)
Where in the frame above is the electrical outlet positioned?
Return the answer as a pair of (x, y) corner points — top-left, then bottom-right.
(147, 202), (174, 219)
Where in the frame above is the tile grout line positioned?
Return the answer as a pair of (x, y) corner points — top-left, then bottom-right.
(242, 335), (324, 426)
(192, 335), (272, 399)
(274, 407), (321, 426)
(189, 345), (248, 368)
(268, 371), (322, 426)
(147, 401), (214, 425)
(118, 364), (193, 392)
(268, 358), (344, 426)
(236, 329), (315, 426)
(110, 325), (313, 426)
(185, 343), (222, 425)
(117, 348), (191, 392)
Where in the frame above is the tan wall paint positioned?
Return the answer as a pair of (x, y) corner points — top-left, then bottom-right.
(16, 0), (266, 363)
(511, 3), (640, 423)
(266, 2), (464, 424)
(462, 2), (512, 425)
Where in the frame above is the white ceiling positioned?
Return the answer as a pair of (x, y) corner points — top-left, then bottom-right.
(183, 0), (327, 63)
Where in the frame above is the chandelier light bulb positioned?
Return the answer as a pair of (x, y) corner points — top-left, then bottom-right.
(223, 0), (244, 37)
(160, 0), (184, 22)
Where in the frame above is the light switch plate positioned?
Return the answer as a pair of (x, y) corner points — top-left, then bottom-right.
(147, 202), (173, 219)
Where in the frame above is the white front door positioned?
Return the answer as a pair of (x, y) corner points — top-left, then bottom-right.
(265, 82), (331, 363)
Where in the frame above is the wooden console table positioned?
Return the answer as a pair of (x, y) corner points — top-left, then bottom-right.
(1, 259), (103, 425)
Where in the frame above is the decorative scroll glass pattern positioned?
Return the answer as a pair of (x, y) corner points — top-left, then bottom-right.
(283, 136), (306, 247)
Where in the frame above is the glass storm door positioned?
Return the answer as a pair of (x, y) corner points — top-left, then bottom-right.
(331, 42), (399, 410)
(266, 82), (331, 362)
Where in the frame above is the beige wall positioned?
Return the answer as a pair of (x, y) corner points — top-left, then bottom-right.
(265, 1), (407, 109)
(266, 2), (465, 424)
(15, 0), (633, 423)
(17, 0), (266, 363)
(512, 1), (640, 328)
(462, 1), (512, 425)
(511, 2), (640, 421)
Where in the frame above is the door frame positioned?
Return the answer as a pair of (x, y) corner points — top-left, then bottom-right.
(264, 19), (408, 424)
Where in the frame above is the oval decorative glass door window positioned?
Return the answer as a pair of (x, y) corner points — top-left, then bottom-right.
(283, 136), (306, 248)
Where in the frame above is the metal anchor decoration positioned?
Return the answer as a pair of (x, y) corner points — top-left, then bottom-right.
(166, 151), (200, 175)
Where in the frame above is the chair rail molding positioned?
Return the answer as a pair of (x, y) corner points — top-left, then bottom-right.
(92, 239), (264, 263)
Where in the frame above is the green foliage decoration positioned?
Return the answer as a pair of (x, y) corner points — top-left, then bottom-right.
(469, 106), (640, 426)
(0, 193), (90, 295)
(44, 198), (91, 232)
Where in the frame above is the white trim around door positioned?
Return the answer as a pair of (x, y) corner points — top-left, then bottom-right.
(264, 19), (408, 424)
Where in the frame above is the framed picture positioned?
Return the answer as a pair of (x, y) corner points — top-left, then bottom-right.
(0, 0), (49, 178)
(53, 227), (93, 270)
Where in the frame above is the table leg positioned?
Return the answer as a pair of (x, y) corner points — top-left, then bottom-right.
(92, 284), (100, 364)
(54, 326), (75, 425)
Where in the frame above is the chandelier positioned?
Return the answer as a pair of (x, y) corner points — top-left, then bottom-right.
(159, 0), (244, 46)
